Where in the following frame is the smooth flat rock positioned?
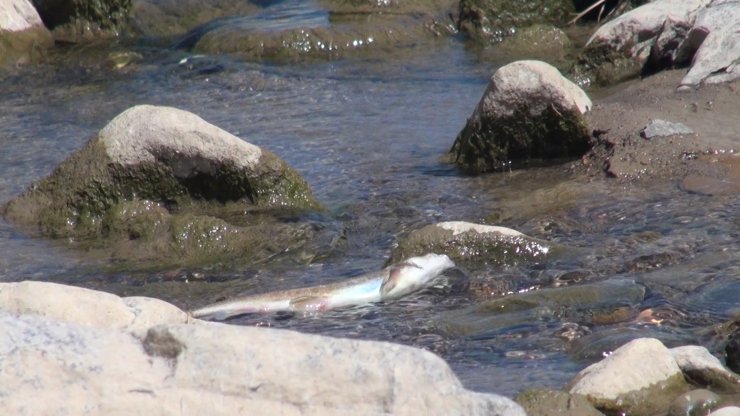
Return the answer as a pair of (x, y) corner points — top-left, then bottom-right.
(0, 280), (526, 416)
(640, 119), (695, 139)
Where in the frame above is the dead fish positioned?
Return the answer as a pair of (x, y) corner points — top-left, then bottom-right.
(191, 253), (455, 320)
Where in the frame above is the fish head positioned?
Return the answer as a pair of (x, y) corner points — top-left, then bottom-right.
(380, 253), (455, 299)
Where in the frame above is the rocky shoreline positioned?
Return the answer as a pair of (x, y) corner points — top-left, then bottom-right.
(2, 280), (740, 415)
(2, 0), (739, 414)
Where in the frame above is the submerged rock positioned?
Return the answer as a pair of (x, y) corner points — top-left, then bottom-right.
(128, 0), (260, 39)
(2, 104), (323, 268)
(177, 0), (457, 61)
(450, 60), (592, 174)
(515, 388), (604, 416)
(667, 389), (720, 416)
(0, 280), (526, 416)
(390, 221), (550, 266)
(456, 0), (575, 43)
(496, 24), (573, 66)
(568, 338), (690, 415)
(0, 0), (54, 67)
(437, 279), (647, 337)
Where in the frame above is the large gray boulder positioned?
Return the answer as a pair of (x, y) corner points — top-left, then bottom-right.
(2, 104), (324, 268)
(0, 280), (526, 416)
(570, 0), (740, 88)
(0, 0), (54, 66)
(450, 60), (592, 174)
(571, 0), (710, 86)
(678, 0), (740, 88)
(568, 338), (690, 415)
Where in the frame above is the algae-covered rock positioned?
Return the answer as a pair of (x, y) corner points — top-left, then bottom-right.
(568, 338), (691, 415)
(450, 60), (591, 174)
(179, 0), (456, 61)
(128, 0), (260, 39)
(390, 221), (550, 266)
(2, 104), (323, 268)
(32, 0), (132, 42)
(456, 0), (575, 43)
(668, 389), (720, 416)
(515, 388), (605, 416)
(496, 24), (573, 65)
(0, 0), (54, 67)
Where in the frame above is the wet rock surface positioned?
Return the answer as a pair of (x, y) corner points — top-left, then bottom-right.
(450, 60), (592, 174)
(456, 0), (575, 43)
(668, 389), (721, 416)
(175, 0), (457, 61)
(390, 220), (550, 266)
(2, 104), (325, 268)
(436, 279), (647, 337)
(128, 0), (260, 39)
(515, 388), (604, 416)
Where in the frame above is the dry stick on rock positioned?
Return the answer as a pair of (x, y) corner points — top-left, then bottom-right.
(569, 0), (630, 25)
(568, 0), (607, 25)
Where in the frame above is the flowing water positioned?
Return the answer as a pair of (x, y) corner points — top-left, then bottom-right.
(1, 4), (739, 398)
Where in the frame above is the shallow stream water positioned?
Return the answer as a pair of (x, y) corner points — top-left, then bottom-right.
(1, 5), (738, 398)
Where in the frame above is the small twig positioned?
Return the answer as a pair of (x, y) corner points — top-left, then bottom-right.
(568, 0), (606, 25)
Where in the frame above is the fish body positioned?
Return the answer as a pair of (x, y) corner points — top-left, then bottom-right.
(191, 253), (455, 320)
